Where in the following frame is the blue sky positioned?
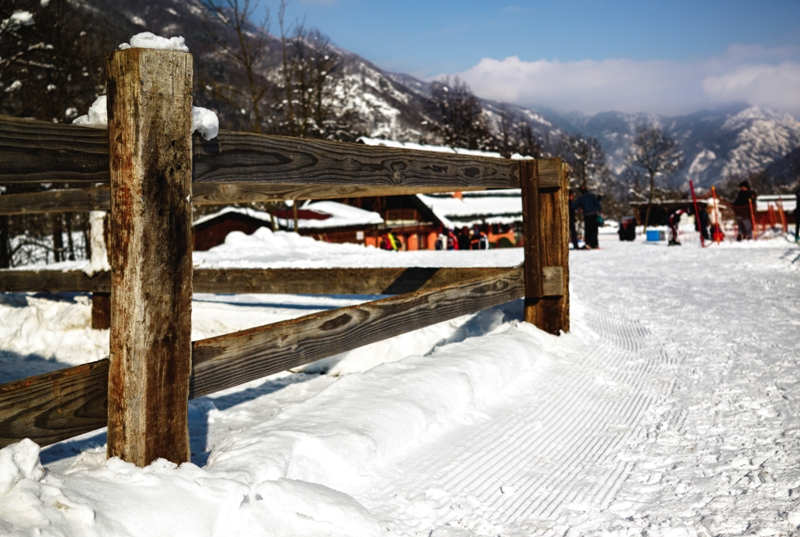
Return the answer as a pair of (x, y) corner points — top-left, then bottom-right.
(270, 0), (800, 116)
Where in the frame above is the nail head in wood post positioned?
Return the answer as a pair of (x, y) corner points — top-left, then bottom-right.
(520, 160), (543, 319)
(106, 48), (193, 466)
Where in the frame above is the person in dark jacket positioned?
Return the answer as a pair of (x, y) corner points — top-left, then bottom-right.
(568, 189), (580, 249)
(795, 188), (800, 242)
(731, 180), (757, 240)
(457, 226), (471, 250)
(574, 185), (602, 249)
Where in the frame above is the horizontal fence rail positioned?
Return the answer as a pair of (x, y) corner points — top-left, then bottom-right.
(0, 184), (488, 215)
(0, 265), (525, 448)
(0, 48), (569, 466)
(0, 116), (525, 189)
(0, 266), (563, 296)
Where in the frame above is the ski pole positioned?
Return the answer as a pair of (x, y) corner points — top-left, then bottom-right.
(689, 180), (705, 247)
(749, 198), (758, 240)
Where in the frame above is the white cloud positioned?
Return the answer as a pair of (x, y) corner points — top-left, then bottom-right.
(702, 62), (800, 114)
(450, 47), (800, 117)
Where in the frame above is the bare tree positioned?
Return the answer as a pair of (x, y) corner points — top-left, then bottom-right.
(554, 134), (608, 189)
(627, 125), (683, 232)
(426, 76), (495, 151)
(0, 0), (108, 267)
(497, 104), (514, 157)
(514, 120), (542, 159)
(200, 0), (271, 133)
(273, 5), (341, 139)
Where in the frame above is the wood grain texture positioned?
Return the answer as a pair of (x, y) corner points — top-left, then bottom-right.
(541, 266), (564, 298)
(0, 360), (108, 448)
(0, 269), (110, 292)
(190, 183), (487, 205)
(0, 115), (518, 190)
(1, 267), (514, 295)
(0, 116), (109, 184)
(0, 266), (525, 448)
(190, 267), (524, 399)
(524, 159), (570, 333)
(91, 292), (111, 330)
(192, 131), (519, 188)
(106, 49), (193, 466)
(0, 183), (489, 215)
(520, 160), (543, 305)
(537, 158), (564, 190)
(0, 188), (110, 215)
(192, 266), (516, 295)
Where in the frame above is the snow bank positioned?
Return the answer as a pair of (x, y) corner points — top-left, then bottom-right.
(0, 320), (553, 536)
(207, 323), (552, 492)
(0, 439), (43, 495)
(195, 226), (523, 269)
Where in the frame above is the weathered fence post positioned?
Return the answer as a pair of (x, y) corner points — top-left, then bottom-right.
(521, 158), (569, 334)
(106, 49), (194, 466)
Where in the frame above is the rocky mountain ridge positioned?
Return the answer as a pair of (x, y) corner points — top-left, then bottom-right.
(43, 0), (800, 192)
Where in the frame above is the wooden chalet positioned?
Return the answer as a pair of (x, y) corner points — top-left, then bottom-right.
(193, 203), (383, 251)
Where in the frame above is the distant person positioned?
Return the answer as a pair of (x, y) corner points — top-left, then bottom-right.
(795, 188), (800, 242)
(695, 204), (710, 241)
(575, 185), (602, 249)
(568, 189), (580, 250)
(731, 180), (757, 240)
(470, 225), (489, 250)
(457, 226), (471, 251)
(446, 229), (458, 250)
(668, 209), (685, 246)
(435, 232), (446, 250)
(381, 229), (399, 251)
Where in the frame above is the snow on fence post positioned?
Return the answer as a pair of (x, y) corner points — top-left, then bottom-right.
(106, 48), (194, 466)
(521, 158), (569, 335)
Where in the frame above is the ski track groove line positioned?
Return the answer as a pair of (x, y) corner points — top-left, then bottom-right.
(365, 304), (679, 533)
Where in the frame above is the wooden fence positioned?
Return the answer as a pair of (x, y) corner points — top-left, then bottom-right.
(0, 48), (569, 467)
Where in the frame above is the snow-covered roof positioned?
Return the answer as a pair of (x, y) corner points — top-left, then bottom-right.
(756, 194), (796, 213)
(357, 137), (532, 160)
(194, 202), (383, 231)
(416, 191), (522, 229)
(193, 206), (273, 227)
(284, 201), (383, 230)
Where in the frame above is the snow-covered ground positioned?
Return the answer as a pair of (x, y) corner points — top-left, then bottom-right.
(1, 230), (799, 536)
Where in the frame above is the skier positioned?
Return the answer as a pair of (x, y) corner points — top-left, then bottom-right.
(731, 180), (757, 240)
(668, 209), (685, 246)
(574, 185), (602, 249)
(568, 189), (580, 249)
(381, 229), (400, 251)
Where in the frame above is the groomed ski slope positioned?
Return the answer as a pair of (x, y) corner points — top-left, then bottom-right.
(1, 231), (799, 536)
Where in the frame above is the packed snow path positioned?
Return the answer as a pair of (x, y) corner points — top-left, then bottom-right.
(355, 240), (800, 536)
(1, 235), (799, 536)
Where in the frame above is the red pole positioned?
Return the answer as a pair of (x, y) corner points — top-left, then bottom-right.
(749, 199), (758, 240)
(689, 180), (705, 248)
(711, 186), (723, 243)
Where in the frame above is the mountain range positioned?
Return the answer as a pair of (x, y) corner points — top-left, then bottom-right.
(60, 0), (800, 193)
